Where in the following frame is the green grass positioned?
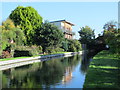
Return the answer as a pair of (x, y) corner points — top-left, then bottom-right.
(83, 50), (120, 89)
(0, 56), (31, 61)
(0, 52), (71, 61)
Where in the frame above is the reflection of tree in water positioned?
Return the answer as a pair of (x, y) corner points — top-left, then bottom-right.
(2, 62), (42, 88)
(33, 58), (64, 88)
(2, 58), (64, 88)
(80, 50), (98, 74)
(2, 55), (81, 88)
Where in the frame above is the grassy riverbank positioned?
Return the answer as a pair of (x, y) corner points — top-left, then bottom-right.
(0, 52), (71, 61)
(83, 50), (120, 89)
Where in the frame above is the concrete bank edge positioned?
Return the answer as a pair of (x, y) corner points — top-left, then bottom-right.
(0, 51), (83, 66)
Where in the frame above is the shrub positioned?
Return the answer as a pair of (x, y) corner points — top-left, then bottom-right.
(68, 44), (77, 52)
(0, 51), (11, 58)
(14, 50), (32, 57)
(14, 45), (42, 57)
(61, 39), (68, 51)
(54, 47), (64, 52)
(45, 46), (64, 54)
(67, 39), (82, 52)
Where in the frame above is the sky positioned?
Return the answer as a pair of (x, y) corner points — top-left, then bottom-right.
(1, 2), (118, 39)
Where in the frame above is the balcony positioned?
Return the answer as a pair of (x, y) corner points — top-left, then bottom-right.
(62, 29), (75, 35)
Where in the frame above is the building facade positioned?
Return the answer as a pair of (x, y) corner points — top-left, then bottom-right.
(50, 20), (75, 39)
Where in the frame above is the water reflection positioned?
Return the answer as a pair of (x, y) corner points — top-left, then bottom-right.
(80, 50), (98, 74)
(2, 55), (85, 88)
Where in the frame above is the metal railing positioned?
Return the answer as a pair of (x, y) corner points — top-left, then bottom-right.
(62, 29), (75, 35)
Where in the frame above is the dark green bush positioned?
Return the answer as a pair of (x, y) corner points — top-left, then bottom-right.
(14, 50), (32, 57)
(14, 45), (42, 57)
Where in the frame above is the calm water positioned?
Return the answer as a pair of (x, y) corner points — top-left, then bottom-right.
(1, 53), (92, 89)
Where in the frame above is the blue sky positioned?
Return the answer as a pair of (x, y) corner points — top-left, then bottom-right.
(1, 2), (118, 39)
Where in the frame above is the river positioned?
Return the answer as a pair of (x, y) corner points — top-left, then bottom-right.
(1, 52), (92, 89)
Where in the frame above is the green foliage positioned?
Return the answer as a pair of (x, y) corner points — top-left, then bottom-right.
(36, 21), (64, 53)
(45, 46), (64, 54)
(103, 21), (120, 55)
(14, 45), (42, 57)
(103, 21), (117, 31)
(9, 6), (43, 45)
(74, 39), (82, 51)
(61, 39), (68, 51)
(78, 26), (95, 44)
(68, 39), (82, 52)
(1, 19), (25, 58)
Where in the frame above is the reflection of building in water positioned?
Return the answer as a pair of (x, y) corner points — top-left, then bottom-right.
(62, 66), (73, 84)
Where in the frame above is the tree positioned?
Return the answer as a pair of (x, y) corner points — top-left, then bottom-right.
(103, 21), (120, 55)
(1, 18), (25, 57)
(103, 21), (117, 31)
(78, 26), (95, 44)
(61, 39), (68, 51)
(68, 39), (82, 52)
(78, 26), (95, 50)
(36, 21), (64, 53)
(74, 39), (82, 51)
(9, 6), (43, 45)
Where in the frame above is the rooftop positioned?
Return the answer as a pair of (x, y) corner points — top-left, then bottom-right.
(50, 19), (75, 26)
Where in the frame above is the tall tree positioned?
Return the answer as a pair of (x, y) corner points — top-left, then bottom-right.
(67, 39), (82, 52)
(36, 21), (64, 53)
(78, 26), (95, 45)
(103, 21), (120, 55)
(1, 19), (25, 57)
(9, 6), (43, 45)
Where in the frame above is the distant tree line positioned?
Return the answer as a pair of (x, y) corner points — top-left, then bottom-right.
(78, 21), (120, 57)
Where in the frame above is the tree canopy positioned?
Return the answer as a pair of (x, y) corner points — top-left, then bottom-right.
(78, 26), (95, 44)
(9, 6), (43, 45)
(2, 19), (25, 50)
(68, 39), (82, 52)
(36, 21), (64, 52)
(103, 21), (120, 55)
(103, 21), (117, 31)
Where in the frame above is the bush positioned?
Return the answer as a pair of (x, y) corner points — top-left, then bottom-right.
(68, 44), (77, 52)
(54, 47), (64, 52)
(45, 46), (64, 54)
(67, 39), (82, 52)
(14, 50), (32, 57)
(61, 39), (68, 51)
(14, 45), (42, 57)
